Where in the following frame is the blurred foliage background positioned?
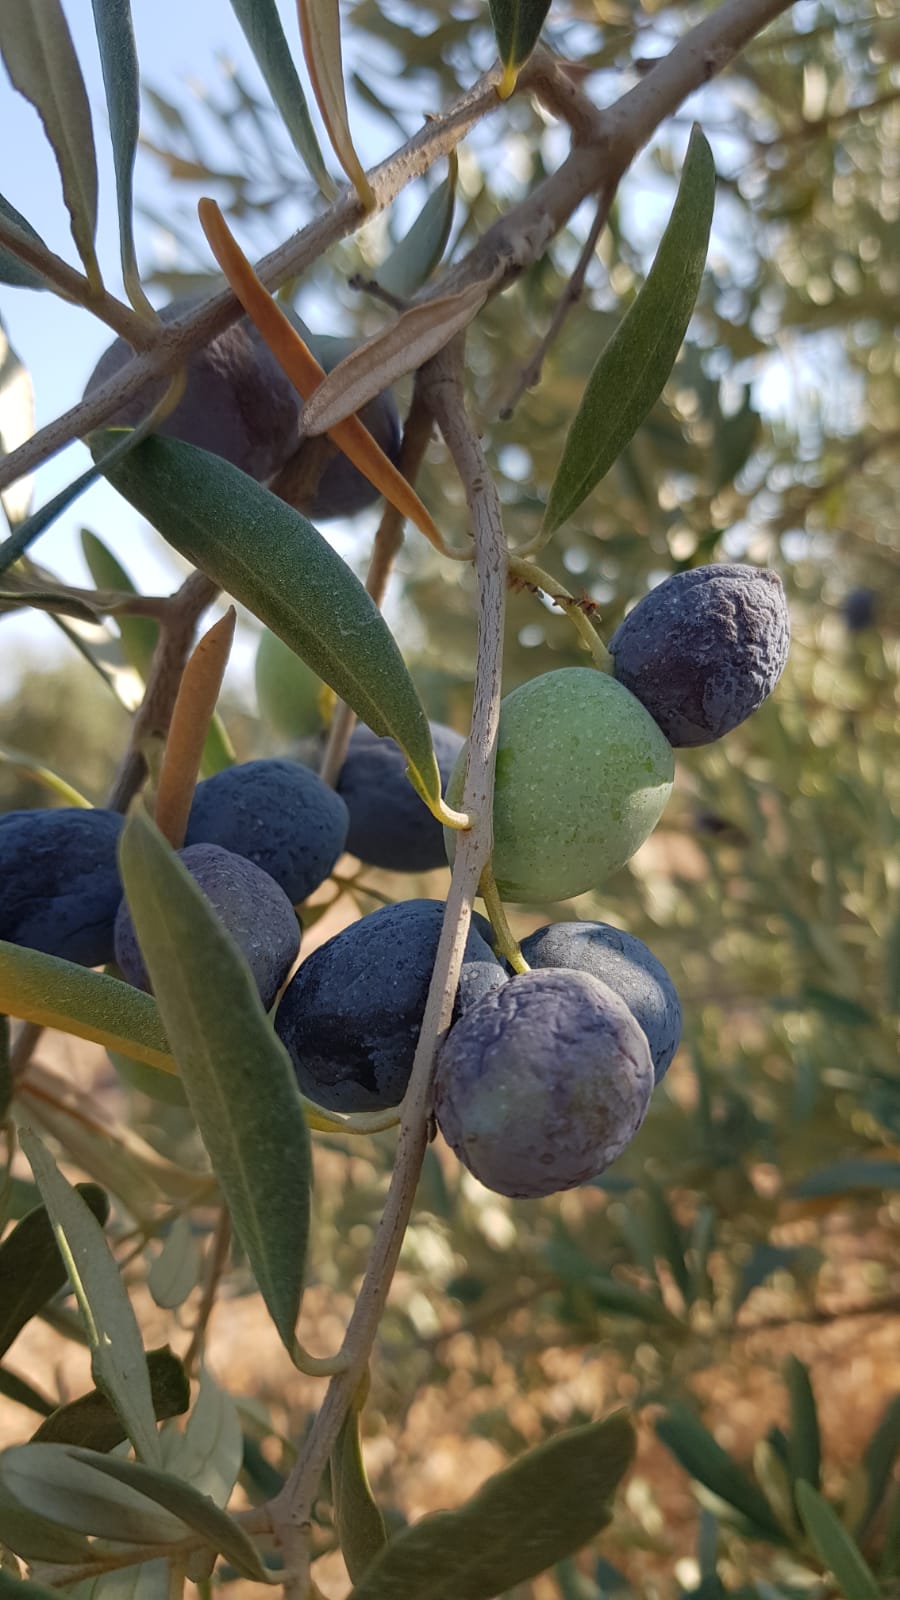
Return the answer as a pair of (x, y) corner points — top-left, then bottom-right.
(1, 0), (899, 1596)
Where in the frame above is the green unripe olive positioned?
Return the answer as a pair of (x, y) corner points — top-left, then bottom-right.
(254, 628), (325, 740)
(444, 667), (674, 902)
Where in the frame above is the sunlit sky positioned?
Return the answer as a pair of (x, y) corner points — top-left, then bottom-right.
(0, 0), (393, 696)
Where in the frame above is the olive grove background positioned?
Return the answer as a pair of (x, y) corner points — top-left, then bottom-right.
(0, 1), (899, 1597)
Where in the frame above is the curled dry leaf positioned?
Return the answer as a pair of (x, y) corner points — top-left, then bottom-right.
(300, 281), (490, 438)
(296, 0), (375, 210)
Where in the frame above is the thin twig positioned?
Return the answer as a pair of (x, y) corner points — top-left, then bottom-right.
(508, 555), (613, 669)
(106, 572), (219, 814)
(499, 187), (614, 418)
(0, 214), (157, 347)
(183, 1208), (232, 1378)
(268, 336), (508, 1591)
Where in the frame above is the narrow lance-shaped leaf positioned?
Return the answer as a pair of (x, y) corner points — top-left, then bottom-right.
(0, 193), (49, 290)
(853, 1394), (900, 1539)
(0, 316), (35, 526)
(147, 1214), (200, 1310)
(347, 1413), (636, 1600)
(784, 1357), (821, 1492)
(228, 0), (334, 197)
(90, 0), (153, 314)
(0, 0), (101, 287)
(795, 1481), (881, 1600)
(542, 126), (716, 539)
(80, 528), (159, 681)
(378, 157), (458, 302)
(34, 1445), (274, 1580)
(489, 0), (553, 98)
(297, 0), (375, 208)
(0, 1486), (95, 1567)
(18, 1128), (163, 1468)
(0, 940), (176, 1076)
(0, 1442), (193, 1547)
(655, 1403), (787, 1543)
(642, 1177), (691, 1306)
(301, 280), (488, 439)
(117, 808), (312, 1362)
(332, 1400), (388, 1582)
(160, 1369), (242, 1508)
(0, 1183), (109, 1359)
(32, 1346), (190, 1451)
(102, 435), (442, 814)
(0, 1366), (56, 1417)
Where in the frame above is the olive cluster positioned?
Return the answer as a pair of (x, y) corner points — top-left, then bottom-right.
(1, 439), (788, 1201)
(433, 563), (790, 1198)
(0, 723), (463, 1003)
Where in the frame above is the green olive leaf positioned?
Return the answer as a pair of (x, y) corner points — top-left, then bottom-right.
(795, 1481), (881, 1599)
(379, 158), (457, 301)
(0, 1184), (109, 1359)
(332, 1404), (388, 1582)
(0, 1476), (96, 1564)
(488, 0), (553, 95)
(32, 1347), (190, 1451)
(80, 528), (159, 682)
(228, 0), (334, 198)
(784, 1356), (821, 1492)
(159, 1369), (242, 1508)
(655, 1403), (787, 1543)
(0, 1365), (55, 1417)
(18, 1128), (162, 1469)
(542, 126), (715, 538)
(147, 1215), (201, 1310)
(0, 1), (101, 287)
(101, 434), (440, 811)
(117, 807), (312, 1361)
(0, 193), (49, 290)
(79, 527), (235, 776)
(0, 1442), (191, 1546)
(0, 939), (176, 1077)
(90, 0), (150, 313)
(0, 1571), (69, 1600)
(347, 1412), (635, 1600)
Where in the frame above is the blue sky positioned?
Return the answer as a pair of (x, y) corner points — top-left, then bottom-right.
(0, 0), (381, 693)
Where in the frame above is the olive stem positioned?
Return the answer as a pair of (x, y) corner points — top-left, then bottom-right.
(267, 335), (509, 1589)
(509, 556), (613, 671)
(182, 1207), (231, 1379)
(478, 865), (530, 975)
(106, 571), (220, 815)
(0, 212), (159, 348)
